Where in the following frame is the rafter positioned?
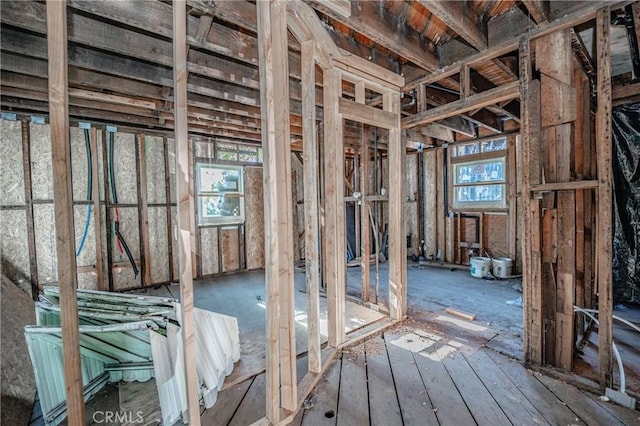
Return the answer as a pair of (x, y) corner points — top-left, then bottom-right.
(418, 0), (487, 51)
(522, 0), (550, 25)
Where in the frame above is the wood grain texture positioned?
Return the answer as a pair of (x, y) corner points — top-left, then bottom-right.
(46, 1), (84, 423)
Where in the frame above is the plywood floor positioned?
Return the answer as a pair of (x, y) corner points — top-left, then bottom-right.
(203, 323), (640, 426)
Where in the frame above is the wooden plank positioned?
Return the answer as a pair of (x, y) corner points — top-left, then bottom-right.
(531, 180), (599, 192)
(46, 1), (84, 424)
(410, 338), (475, 425)
(339, 98), (397, 129)
(364, 335), (402, 426)
(419, 0), (487, 50)
(301, 40), (321, 374)
(537, 29), (573, 85)
(200, 379), (252, 426)
(359, 80), (370, 304)
(541, 75), (577, 126)
(541, 209), (558, 264)
(596, 6), (613, 390)
(89, 127), (105, 291)
(337, 345), (369, 425)
(323, 67), (346, 345)
(21, 119), (38, 299)
(300, 357), (341, 426)
(555, 190), (575, 370)
(333, 52), (404, 90)
(507, 135), (517, 262)
(485, 350), (581, 425)
(173, 2), (200, 424)
(535, 374), (624, 425)
(436, 149), (445, 261)
(465, 349), (551, 425)
(403, 81), (520, 129)
(441, 352), (511, 426)
(163, 137), (174, 281)
(137, 134), (152, 286)
(229, 374), (267, 426)
(384, 91), (406, 320)
(257, 0), (297, 419)
(384, 334), (441, 425)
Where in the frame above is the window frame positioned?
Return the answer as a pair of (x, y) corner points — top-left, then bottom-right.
(195, 162), (245, 226)
(450, 137), (508, 211)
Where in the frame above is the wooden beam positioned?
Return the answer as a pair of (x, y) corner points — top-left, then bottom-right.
(531, 180), (599, 192)
(257, 0), (297, 420)
(172, 1), (200, 424)
(301, 41), (321, 375)
(522, 0), (551, 24)
(21, 120), (39, 300)
(596, 6), (613, 391)
(403, 81), (520, 129)
(89, 127), (105, 291)
(418, 0), (487, 50)
(46, 1), (84, 424)
(308, 0), (439, 71)
(339, 98), (398, 129)
(323, 66), (346, 346)
(385, 90), (406, 320)
(333, 52), (405, 90)
(137, 133), (152, 286)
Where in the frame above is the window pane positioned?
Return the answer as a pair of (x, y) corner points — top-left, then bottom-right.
(200, 195), (242, 218)
(194, 141), (215, 158)
(481, 138), (507, 152)
(198, 167), (241, 192)
(455, 143), (479, 156)
(455, 184), (505, 205)
(239, 152), (258, 162)
(455, 159), (505, 184)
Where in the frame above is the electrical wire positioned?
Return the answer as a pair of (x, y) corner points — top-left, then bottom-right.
(76, 128), (92, 257)
(108, 131), (139, 277)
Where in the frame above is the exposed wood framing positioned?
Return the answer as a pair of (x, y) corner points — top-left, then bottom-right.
(419, 0), (487, 50)
(507, 135), (517, 263)
(357, 81), (371, 304)
(137, 133), (152, 286)
(301, 40), (321, 375)
(172, 1), (200, 424)
(89, 127), (105, 291)
(46, 1), (84, 423)
(596, 6), (613, 390)
(258, 0), (297, 420)
(323, 66), (346, 346)
(385, 91), (406, 320)
(21, 119), (39, 299)
(163, 137), (175, 281)
(339, 98), (397, 129)
(522, 0), (550, 24)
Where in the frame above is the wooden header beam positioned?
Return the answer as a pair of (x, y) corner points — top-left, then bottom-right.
(402, 81), (520, 129)
(46, 1), (85, 423)
(339, 98), (398, 129)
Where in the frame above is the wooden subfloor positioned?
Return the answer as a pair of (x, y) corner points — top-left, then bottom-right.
(203, 324), (640, 426)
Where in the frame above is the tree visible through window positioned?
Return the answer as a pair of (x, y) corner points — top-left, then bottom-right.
(196, 163), (244, 225)
(452, 138), (507, 209)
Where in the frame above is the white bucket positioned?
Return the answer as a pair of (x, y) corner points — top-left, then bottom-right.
(492, 257), (513, 278)
(470, 257), (491, 278)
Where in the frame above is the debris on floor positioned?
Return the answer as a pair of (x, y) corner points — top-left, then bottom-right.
(24, 287), (240, 426)
(506, 296), (523, 307)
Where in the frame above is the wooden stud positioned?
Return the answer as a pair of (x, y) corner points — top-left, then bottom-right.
(172, 1), (200, 424)
(556, 190), (575, 370)
(358, 80), (371, 304)
(301, 40), (321, 374)
(507, 135), (517, 263)
(46, 1), (85, 423)
(596, 6), (613, 390)
(257, 0), (297, 419)
(21, 119), (39, 300)
(137, 133), (152, 286)
(102, 129), (115, 291)
(163, 136), (175, 281)
(89, 127), (105, 291)
(323, 66), (346, 345)
(384, 90), (406, 320)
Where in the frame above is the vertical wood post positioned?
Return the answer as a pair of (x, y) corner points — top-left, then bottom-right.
(596, 6), (613, 390)
(173, 1), (201, 424)
(301, 40), (321, 374)
(22, 119), (39, 300)
(258, 0), (297, 419)
(384, 91), (406, 319)
(137, 133), (152, 286)
(356, 81), (371, 303)
(323, 66), (346, 345)
(46, 1), (85, 423)
(89, 127), (105, 291)
(163, 137), (175, 281)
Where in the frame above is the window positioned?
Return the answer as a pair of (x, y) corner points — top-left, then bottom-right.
(196, 163), (244, 225)
(452, 137), (507, 209)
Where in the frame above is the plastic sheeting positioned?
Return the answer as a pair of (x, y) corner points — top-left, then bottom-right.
(612, 103), (640, 303)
